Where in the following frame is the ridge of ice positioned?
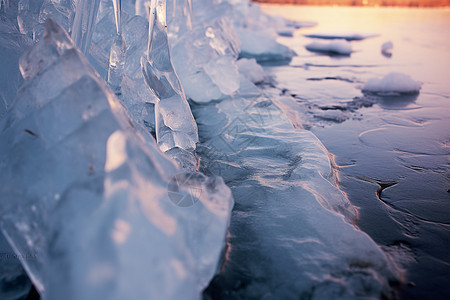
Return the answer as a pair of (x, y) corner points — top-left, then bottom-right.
(195, 94), (402, 299)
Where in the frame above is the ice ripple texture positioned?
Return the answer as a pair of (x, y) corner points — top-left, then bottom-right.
(0, 19), (233, 300)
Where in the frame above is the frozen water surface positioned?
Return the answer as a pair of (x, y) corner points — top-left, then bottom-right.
(262, 5), (450, 300)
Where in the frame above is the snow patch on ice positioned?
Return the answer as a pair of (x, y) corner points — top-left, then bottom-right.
(363, 72), (422, 95)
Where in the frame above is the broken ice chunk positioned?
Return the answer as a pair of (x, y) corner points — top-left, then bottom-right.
(236, 27), (296, 62)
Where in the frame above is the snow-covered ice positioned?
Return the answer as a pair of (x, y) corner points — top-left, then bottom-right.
(363, 72), (422, 95)
(305, 39), (353, 55)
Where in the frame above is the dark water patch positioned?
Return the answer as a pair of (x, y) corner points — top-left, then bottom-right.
(304, 33), (378, 41)
(292, 63), (380, 69)
(307, 76), (359, 83)
(304, 48), (351, 57)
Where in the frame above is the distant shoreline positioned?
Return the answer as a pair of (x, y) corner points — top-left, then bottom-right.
(252, 0), (450, 8)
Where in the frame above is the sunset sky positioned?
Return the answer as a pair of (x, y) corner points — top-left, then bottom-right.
(252, 0), (450, 7)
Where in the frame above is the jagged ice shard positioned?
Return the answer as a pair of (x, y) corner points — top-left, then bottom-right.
(0, 19), (232, 299)
(141, 0), (199, 171)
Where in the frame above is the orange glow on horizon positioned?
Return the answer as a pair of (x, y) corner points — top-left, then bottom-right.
(252, 0), (450, 7)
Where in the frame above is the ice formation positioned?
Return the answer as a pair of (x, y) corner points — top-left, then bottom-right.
(363, 72), (422, 94)
(195, 94), (401, 299)
(71, 0), (100, 53)
(141, 0), (199, 170)
(0, 0), (404, 299)
(0, 233), (32, 300)
(305, 39), (353, 55)
(0, 10), (32, 118)
(167, 0), (296, 102)
(237, 27), (296, 62)
(0, 18), (232, 300)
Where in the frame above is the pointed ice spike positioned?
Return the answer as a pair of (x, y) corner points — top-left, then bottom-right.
(112, 0), (121, 35)
(141, 0), (198, 170)
(71, 0), (100, 54)
(107, 0), (126, 95)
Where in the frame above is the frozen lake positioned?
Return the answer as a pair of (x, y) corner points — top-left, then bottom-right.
(261, 5), (450, 300)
